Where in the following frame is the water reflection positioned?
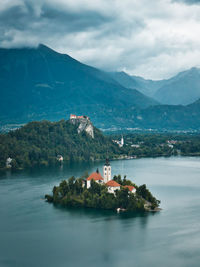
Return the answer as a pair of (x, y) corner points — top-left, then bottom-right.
(53, 203), (157, 226)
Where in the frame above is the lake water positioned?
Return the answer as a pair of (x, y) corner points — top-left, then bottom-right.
(0, 157), (200, 267)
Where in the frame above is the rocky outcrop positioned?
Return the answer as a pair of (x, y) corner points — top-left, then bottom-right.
(70, 116), (94, 138)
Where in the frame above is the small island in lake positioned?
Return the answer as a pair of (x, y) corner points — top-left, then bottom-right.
(45, 159), (160, 212)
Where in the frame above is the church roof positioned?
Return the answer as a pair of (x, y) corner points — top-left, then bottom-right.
(87, 172), (103, 181)
(105, 180), (120, 187)
(124, 185), (135, 192)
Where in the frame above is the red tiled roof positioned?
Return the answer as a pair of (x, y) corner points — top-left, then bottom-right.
(87, 172), (103, 181)
(124, 185), (135, 192)
(105, 180), (121, 187)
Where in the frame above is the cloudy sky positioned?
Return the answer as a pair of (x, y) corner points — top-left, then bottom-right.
(1, 0), (200, 79)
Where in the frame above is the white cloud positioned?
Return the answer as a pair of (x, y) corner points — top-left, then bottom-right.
(1, 0), (200, 79)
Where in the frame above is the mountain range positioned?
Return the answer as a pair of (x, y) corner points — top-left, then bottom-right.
(0, 44), (200, 131)
(109, 67), (200, 105)
(109, 71), (166, 98)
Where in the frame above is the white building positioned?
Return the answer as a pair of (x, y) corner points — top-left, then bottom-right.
(86, 169), (104, 189)
(131, 144), (140, 148)
(57, 155), (63, 162)
(105, 180), (121, 194)
(124, 185), (136, 194)
(70, 114), (77, 119)
(86, 159), (136, 196)
(119, 136), (124, 147)
(113, 136), (124, 148)
(6, 157), (12, 168)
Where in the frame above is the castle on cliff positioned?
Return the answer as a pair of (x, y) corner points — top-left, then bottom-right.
(70, 114), (94, 138)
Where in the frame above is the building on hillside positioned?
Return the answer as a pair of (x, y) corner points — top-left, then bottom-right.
(124, 185), (136, 194)
(86, 169), (104, 189)
(105, 180), (121, 194)
(70, 114), (77, 119)
(6, 157), (12, 168)
(119, 135), (124, 147)
(131, 144), (140, 148)
(57, 155), (63, 162)
(70, 114), (89, 120)
(113, 136), (124, 147)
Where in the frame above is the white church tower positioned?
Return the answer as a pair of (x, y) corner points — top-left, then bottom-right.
(103, 158), (111, 183)
(119, 135), (124, 147)
(121, 135), (124, 147)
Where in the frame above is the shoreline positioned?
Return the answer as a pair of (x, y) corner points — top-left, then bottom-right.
(1, 154), (200, 172)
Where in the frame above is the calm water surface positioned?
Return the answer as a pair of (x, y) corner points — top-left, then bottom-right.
(0, 157), (200, 267)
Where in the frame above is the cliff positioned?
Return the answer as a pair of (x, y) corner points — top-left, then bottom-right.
(70, 116), (94, 138)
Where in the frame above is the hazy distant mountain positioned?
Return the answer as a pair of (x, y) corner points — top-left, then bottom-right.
(138, 100), (200, 130)
(109, 71), (167, 97)
(154, 67), (200, 105)
(131, 75), (167, 97)
(108, 71), (140, 90)
(110, 68), (200, 106)
(0, 44), (157, 127)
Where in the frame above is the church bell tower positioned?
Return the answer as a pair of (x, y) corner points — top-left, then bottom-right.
(103, 159), (111, 183)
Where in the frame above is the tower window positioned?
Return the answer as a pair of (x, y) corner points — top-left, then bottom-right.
(105, 167), (107, 171)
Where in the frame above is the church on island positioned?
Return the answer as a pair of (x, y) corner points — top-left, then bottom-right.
(86, 159), (136, 194)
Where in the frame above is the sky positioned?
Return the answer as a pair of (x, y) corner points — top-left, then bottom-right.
(1, 0), (200, 79)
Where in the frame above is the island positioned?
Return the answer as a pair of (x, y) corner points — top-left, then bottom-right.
(45, 159), (160, 212)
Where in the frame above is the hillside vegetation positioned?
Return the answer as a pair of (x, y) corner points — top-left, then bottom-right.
(0, 120), (120, 170)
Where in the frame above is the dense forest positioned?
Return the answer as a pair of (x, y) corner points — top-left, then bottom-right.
(45, 174), (160, 211)
(0, 120), (120, 170)
(1, 119), (200, 171)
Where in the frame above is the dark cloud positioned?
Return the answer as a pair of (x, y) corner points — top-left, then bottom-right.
(0, 1), (112, 46)
(42, 8), (110, 32)
(172, 0), (200, 4)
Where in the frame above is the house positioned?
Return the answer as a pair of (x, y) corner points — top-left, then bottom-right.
(6, 157), (12, 168)
(113, 136), (124, 147)
(57, 155), (63, 162)
(124, 185), (136, 194)
(105, 180), (121, 194)
(131, 144), (140, 148)
(86, 169), (104, 189)
(70, 114), (77, 119)
(70, 114), (89, 120)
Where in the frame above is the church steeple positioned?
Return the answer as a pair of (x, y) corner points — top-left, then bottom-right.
(119, 135), (124, 147)
(103, 158), (111, 183)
